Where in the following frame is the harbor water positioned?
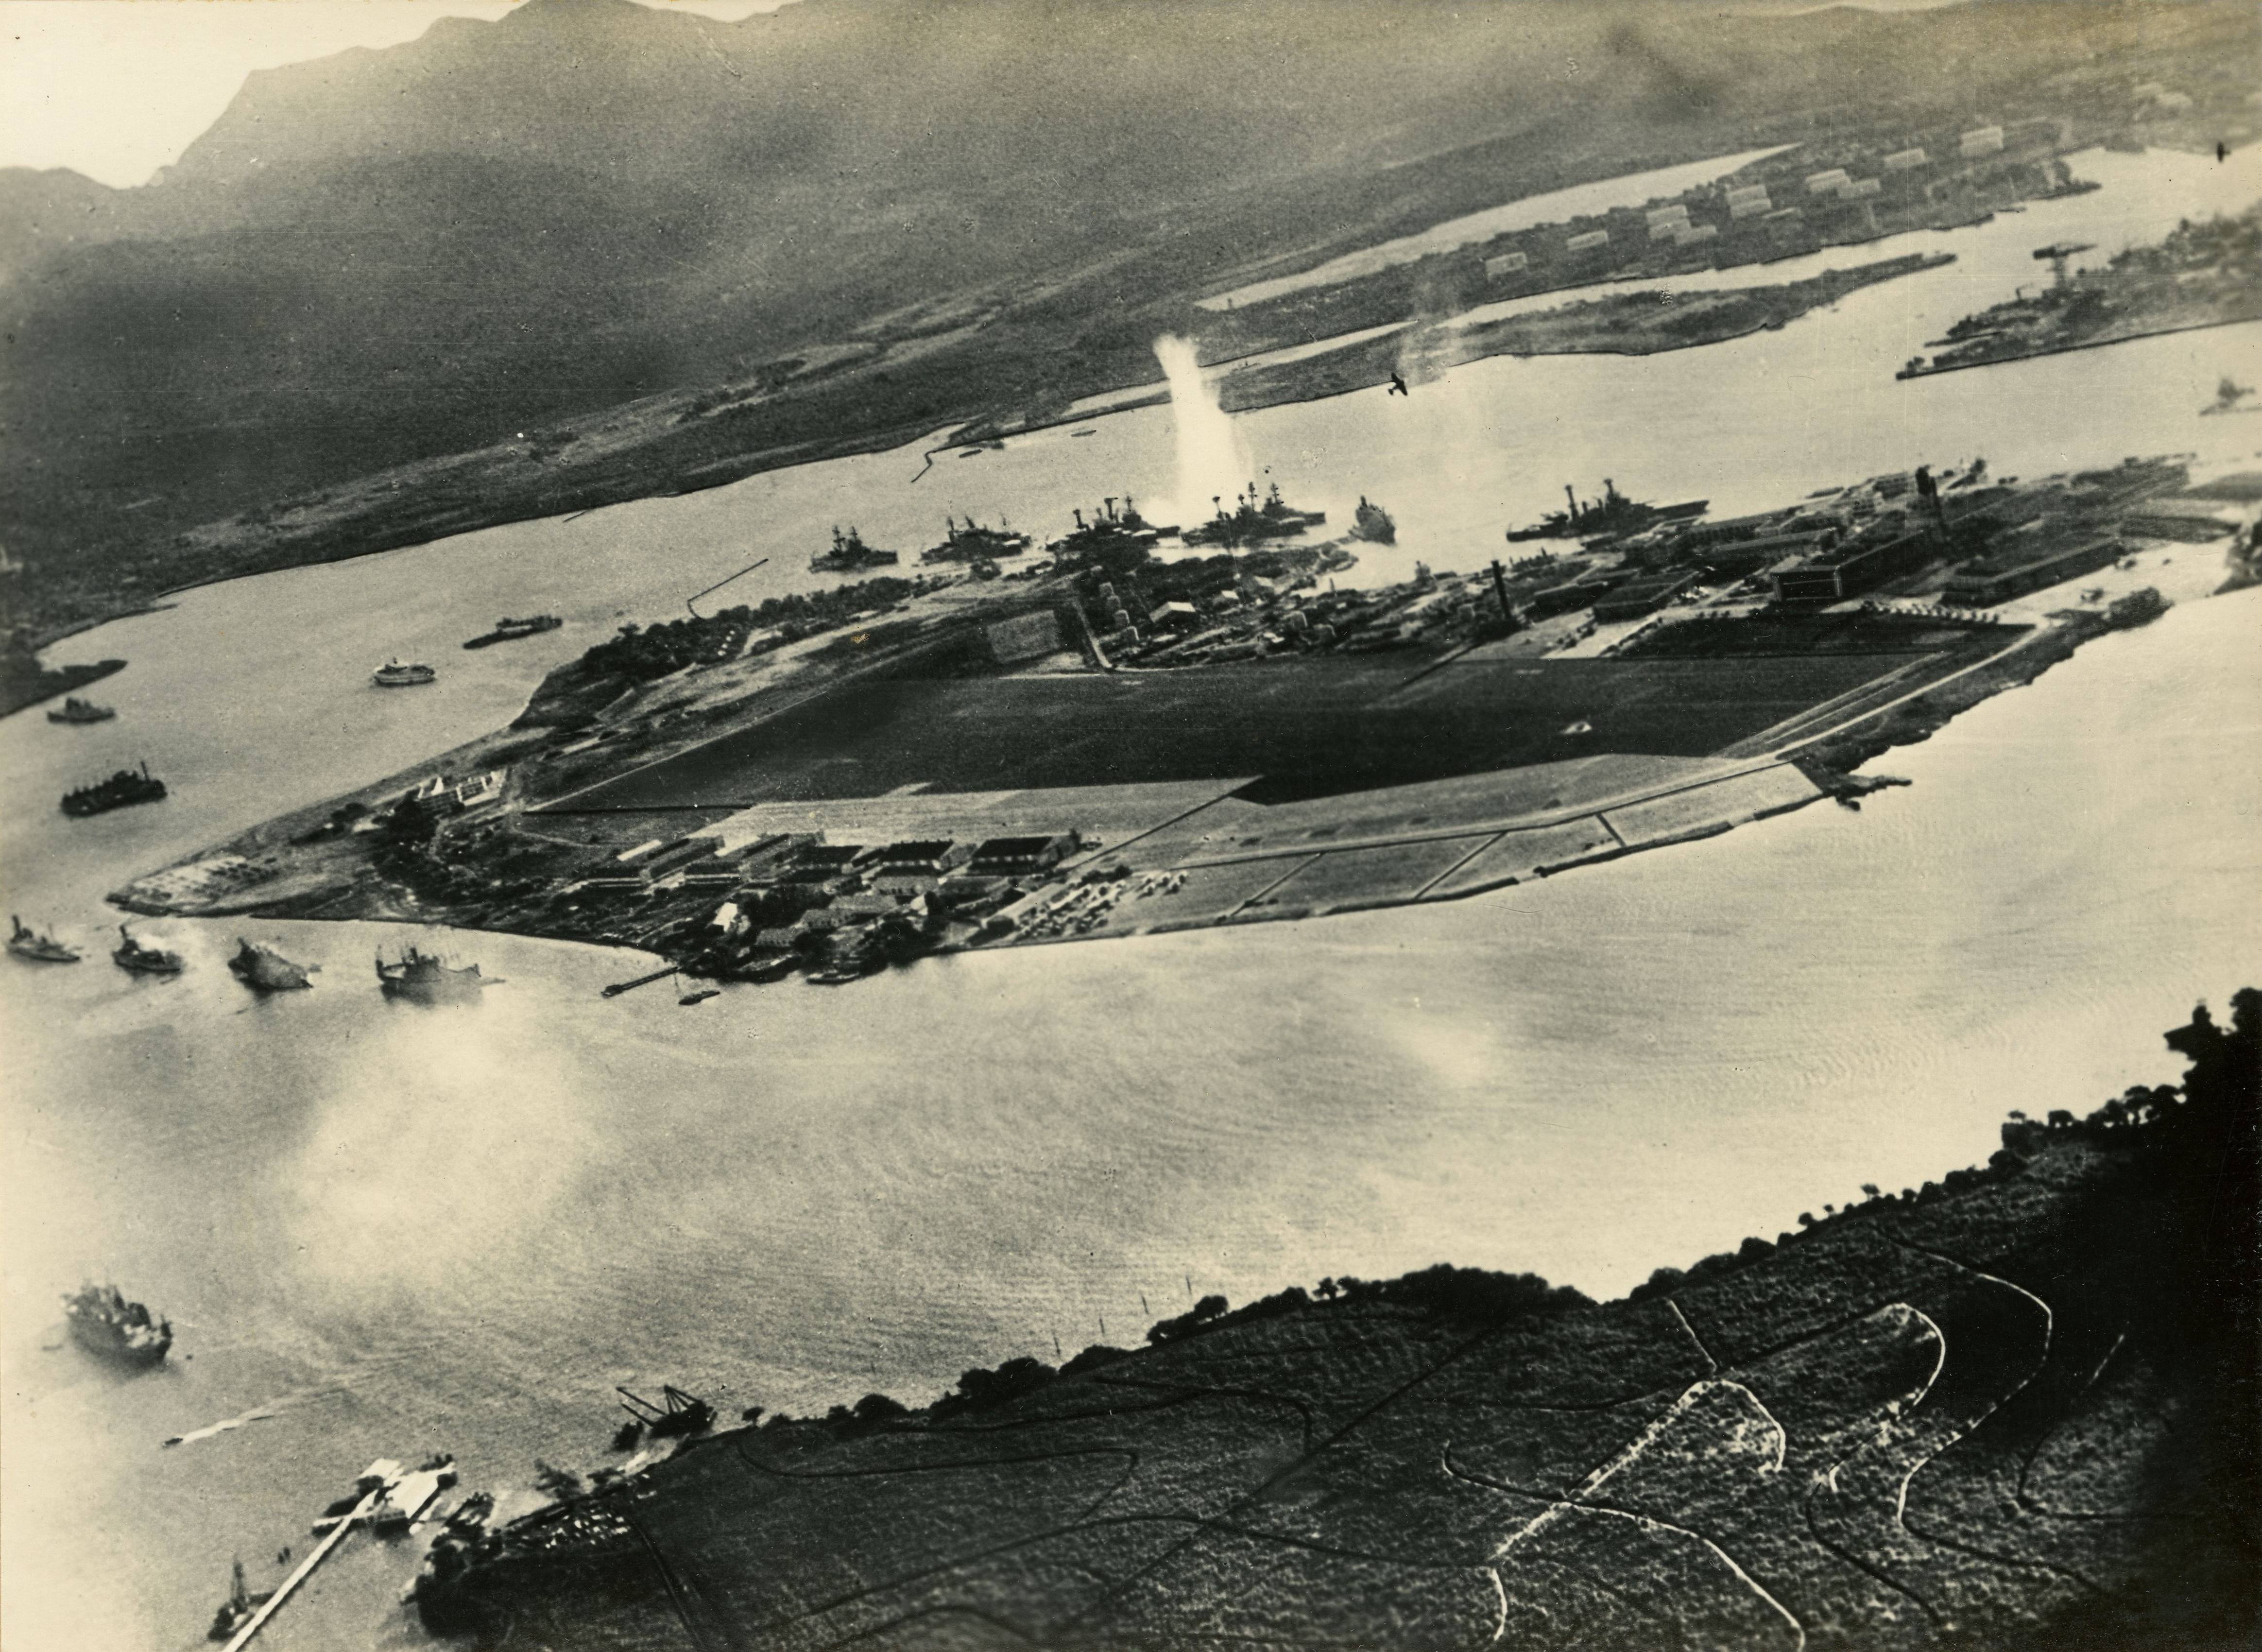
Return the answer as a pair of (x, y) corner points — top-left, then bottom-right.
(2, 147), (2259, 1651)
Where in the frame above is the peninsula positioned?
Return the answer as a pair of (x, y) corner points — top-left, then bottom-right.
(1899, 201), (2261, 380)
(410, 988), (2261, 1650)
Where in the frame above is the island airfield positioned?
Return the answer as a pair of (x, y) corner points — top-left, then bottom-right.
(109, 457), (2258, 996)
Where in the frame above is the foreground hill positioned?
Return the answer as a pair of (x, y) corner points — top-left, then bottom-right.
(3, 0), (2256, 637)
(413, 990), (2259, 1650)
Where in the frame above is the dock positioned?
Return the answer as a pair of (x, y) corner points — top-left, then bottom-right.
(219, 1457), (449, 1651)
(601, 964), (680, 997)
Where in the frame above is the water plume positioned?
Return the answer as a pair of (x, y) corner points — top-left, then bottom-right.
(1153, 334), (1251, 528)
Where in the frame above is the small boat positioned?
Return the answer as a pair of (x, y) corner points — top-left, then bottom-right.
(63, 1282), (172, 1368)
(46, 696), (117, 724)
(1070, 428), (1097, 438)
(207, 1559), (273, 1642)
(61, 761), (166, 817)
(229, 939), (314, 992)
(372, 659), (438, 688)
(678, 988), (721, 1006)
(113, 925), (184, 976)
(377, 946), (495, 1005)
(7, 915), (80, 963)
(463, 615), (563, 649)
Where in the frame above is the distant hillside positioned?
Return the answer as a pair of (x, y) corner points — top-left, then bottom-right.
(2, 0), (2253, 634)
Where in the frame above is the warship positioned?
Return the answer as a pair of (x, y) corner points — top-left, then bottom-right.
(372, 658), (439, 687)
(463, 615), (564, 650)
(808, 525), (902, 573)
(112, 925), (185, 976)
(7, 915), (80, 963)
(920, 516), (1032, 564)
(63, 1282), (172, 1368)
(1045, 497), (1179, 569)
(46, 695), (117, 723)
(60, 761), (166, 817)
(1181, 482), (1327, 550)
(377, 946), (496, 1005)
(207, 1561), (273, 1642)
(1349, 497), (1398, 544)
(229, 939), (314, 992)
(1505, 479), (1708, 543)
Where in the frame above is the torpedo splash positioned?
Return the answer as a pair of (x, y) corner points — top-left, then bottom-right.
(1152, 334), (1251, 528)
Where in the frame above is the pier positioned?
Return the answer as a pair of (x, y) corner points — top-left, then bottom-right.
(219, 1458), (450, 1650)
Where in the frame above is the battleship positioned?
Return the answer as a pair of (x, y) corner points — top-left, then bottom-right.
(463, 615), (564, 649)
(1505, 479), (1709, 543)
(229, 938), (314, 992)
(112, 925), (185, 976)
(373, 658), (439, 687)
(60, 761), (166, 817)
(808, 525), (902, 573)
(46, 695), (117, 724)
(1045, 497), (1179, 570)
(377, 946), (496, 1004)
(63, 1282), (173, 1368)
(7, 915), (80, 963)
(919, 516), (1033, 563)
(1180, 482), (1327, 549)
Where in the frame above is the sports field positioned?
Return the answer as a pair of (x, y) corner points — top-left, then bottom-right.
(551, 648), (1949, 813)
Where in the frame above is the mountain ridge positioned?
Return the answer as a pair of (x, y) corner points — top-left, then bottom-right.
(2, 0), (2251, 637)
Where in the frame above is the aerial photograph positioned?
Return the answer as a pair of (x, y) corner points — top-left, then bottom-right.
(0, 0), (2257, 1647)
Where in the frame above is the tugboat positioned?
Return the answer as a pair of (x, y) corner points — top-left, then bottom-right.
(62, 1282), (172, 1368)
(376, 946), (496, 1005)
(229, 939), (314, 992)
(372, 658), (438, 688)
(7, 916), (80, 963)
(46, 695), (117, 724)
(1180, 482), (1328, 550)
(462, 615), (564, 650)
(1348, 496), (1397, 545)
(112, 925), (185, 976)
(61, 761), (166, 817)
(808, 525), (902, 573)
(207, 1560), (273, 1642)
(919, 516), (1033, 564)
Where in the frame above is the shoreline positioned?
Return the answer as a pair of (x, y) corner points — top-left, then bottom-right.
(407, 990), (2261, 1651)
(8, 140), (2191, 648)
(104, 596), (2178, 964)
